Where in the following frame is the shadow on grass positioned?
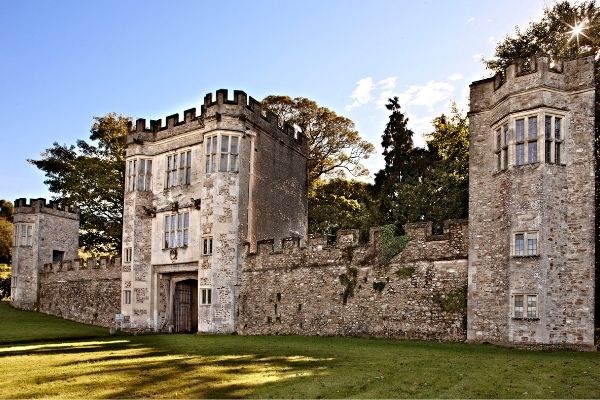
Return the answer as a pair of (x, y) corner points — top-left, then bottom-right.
(2, 335), (334, 399)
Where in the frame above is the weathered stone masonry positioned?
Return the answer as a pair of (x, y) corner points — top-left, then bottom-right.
(238, 220), (468, 341)
(39, 258), (121, 327)
(468, 56), (596, 349)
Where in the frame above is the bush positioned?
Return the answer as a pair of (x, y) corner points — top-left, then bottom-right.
(0, 275), (10, 300)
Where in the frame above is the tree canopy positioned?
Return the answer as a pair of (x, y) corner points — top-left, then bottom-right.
(374, 99), (469, 232)
(0, 200), (12, 264)
(262, 95), (375, 182)
(29, 114), (128, 254)
(487, 1), (599, 71)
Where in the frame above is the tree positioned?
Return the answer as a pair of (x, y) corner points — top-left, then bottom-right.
(29, 113), (128, 254)
(374, 99), (469, 231)
(308, 178), (382, 238)
(486, 1), (599, 71)
(261, 96), (375, 182)
(0, 200), (12, 264)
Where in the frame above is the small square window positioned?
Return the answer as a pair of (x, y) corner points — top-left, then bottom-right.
(513, 232), (538, 257)
(201, 288), (212, 305)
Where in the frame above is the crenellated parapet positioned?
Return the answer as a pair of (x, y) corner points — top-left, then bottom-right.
(127, 89), (309, 156)
(469, 55), (595, 115)
(245, 219), (468, 261)
(14, 197), (79, 219)
(42, 256), (122, 273)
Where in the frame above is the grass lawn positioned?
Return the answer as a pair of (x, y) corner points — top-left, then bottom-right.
(0, 303), (599, 398)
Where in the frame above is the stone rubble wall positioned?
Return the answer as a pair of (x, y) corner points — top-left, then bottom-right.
(238, 221), (469, 341)
(38, 257), (122, 327)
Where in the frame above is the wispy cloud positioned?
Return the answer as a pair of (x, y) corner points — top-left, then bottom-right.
(448, 73), (463, 81)
(397, 81), (455, 110)
(345, 77), (374, 111)
(376, 77), (398, 108)
(466, 17), (475, 24)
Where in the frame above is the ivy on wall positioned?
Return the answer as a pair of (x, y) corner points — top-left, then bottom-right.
(377, 225), (411, 266)
(433, 285), (467, 313)
(339, 267), (358, 305)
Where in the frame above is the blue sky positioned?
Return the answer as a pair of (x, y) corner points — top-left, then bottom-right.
(0, 0), (548, 201)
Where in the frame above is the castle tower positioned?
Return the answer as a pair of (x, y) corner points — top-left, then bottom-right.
(467, 56), (596, 348)
(122, 89), (308, 332)
(11, 198), (79, 310)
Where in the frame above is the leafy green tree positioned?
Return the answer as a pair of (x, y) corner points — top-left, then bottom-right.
(0, 200), (13, 264)
(308, 178), (382, 238)
(261, 96), (375, 183)
(486, 1), (599, 71)
(374, 99), (469, 231)
(29, 113), (128, 254)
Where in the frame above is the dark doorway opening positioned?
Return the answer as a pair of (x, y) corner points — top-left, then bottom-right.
(174, 279), (198, 332)
(52, 250), (64, 263)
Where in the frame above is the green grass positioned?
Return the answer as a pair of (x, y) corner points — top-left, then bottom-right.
(0, 301), (108, 343)
(0, 303), (599, 398)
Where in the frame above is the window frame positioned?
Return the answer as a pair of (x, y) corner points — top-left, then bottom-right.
(14, 224), (32, 247)
(512, 231), (538, 257)
(126, 158), (152, 192)
(493, 110), (566, 173)
(512, 293), (538, 319)
(124, 290), (132, 305)
(200, 287), (212, 305)
(124, 247), (132, 263)
(205, 134), (240, 173)
(164, 212), (190, 249)
(202, 237), (213, 256)
(165, 150), (191, 188)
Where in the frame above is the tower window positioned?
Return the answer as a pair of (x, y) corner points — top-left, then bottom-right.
(200, 288), (212, 305)
(544, 115), (564, 165)
(202, 237), (213, 255)
(205, 135), (239, 173)
(513, 294), (538, 319)
(166, 151), (191, 188)
(164, 212), (190, 248)
(513, 231), (538, 256)
(126, 158), (152, 192)
(14, 224), (32, 247)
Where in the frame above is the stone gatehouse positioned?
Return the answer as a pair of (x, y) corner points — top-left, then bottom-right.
(10, 55), (598, 349)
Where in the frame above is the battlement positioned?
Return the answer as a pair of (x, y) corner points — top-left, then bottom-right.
(246, 219), (468, 257)
(469, 55), (595, 114)
(127, 89), (308, 154)
(42, 256), (122, 273)
(14, 198), (79, 217)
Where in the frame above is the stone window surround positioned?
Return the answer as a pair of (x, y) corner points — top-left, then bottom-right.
(164, 212), (190, 249)
(492, 108), (567, 173)
(125, 158), (153, 192)
(14, 223), (32, 247)
(511, 293), (539, 320)
(200, 287), (212, 305)
(204, 133), (240, 173)
(123, 289), (131, 305)
(202, 237), (213, 256)
(512, 231), (539, 257)
(165, 150), (192, 188)
(124, 247), (132, 263)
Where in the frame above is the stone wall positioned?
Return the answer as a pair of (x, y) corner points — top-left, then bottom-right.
(468, 55), (596, 349)
(39, 257), (121, 327)
(238, 220), (468, 341)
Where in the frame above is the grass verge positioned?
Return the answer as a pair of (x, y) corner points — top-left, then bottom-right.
(0, 303), (599, 398)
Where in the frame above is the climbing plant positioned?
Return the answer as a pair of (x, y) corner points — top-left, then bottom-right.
(339, 267), (358, 305)
(433, 285), (468, 313)
(377, 224), (410, 266)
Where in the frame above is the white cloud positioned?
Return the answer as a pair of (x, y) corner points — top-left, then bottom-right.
(375, 76), (398, 108)
(448, 73), (463, 81)
(488, 36), (496, 44)
(397, 81), (455, 110)
(345, 77), (374, 111)
(472, 53), (483, 63)
(466, 17), (475, 24)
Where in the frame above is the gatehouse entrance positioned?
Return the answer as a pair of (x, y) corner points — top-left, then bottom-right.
(173, 279), (198, 332)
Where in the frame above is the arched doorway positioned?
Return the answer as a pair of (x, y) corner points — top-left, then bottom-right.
(173, 279), (198, 332)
